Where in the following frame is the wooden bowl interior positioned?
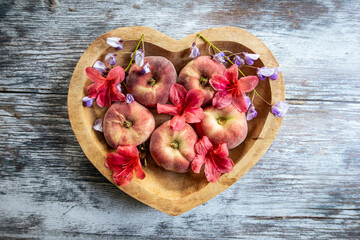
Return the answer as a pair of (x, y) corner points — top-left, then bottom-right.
(82, 40), (270, 200)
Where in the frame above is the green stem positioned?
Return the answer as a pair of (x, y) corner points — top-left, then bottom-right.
(198, 33), (246, 78)
(124, 34), (144, 72)
(254, 89), (272, 106)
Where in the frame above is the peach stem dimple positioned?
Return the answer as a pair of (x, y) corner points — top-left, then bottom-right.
(217, 117), (226, 125)
(170, 141), (179, 149)
(199, 77), (208, 87)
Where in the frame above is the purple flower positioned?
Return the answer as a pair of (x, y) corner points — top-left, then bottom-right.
(245, 95), (251, 109)
(189, 42), (200, 58)
(244, 95), (257, 120)
(82, 96), (94, 107)
(132, 49), (145, 67)
(257, 66), (281, 81)
(234, 55), (245, 67)
(271, 101), (289, 118)
(242, 52), (260, 65)
(117, 84), (122, 93)
(211, 52), (226, 64)
(141, 61), (150, 75)
(247, 105), (257, 121)
(93, 61), (107, 75)
(126, 94), (134, 104)
(105, 53), (117, 66)
(93, 118), (103, 132)
(106, 37), (123, 50)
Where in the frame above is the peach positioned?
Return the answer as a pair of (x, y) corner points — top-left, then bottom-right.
(195, 104), (247, 149)
(149, 121), (198, 173)
(126, 56), (177, 107)
(103, 101), (155, 148)
(178, 56), (226, 105)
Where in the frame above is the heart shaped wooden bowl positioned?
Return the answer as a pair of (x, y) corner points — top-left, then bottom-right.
(68, 26), (285, 216)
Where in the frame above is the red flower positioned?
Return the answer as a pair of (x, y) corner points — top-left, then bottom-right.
(105, 145), (145, 187)
(157, 83), (204, 130)
(191, 136), (234, 183)
(210, 64), (258, 112)
(86, 66), (126, 107)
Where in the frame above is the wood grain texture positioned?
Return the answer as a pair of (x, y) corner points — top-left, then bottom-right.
(0, 0), (359, 239)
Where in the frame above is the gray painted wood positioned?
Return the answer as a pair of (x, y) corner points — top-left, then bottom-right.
(0, 0), (359, 239)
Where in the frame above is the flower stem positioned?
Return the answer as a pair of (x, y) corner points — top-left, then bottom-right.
(124, 34), (144, 72)
(254, 89), (272, 106)
(198, 33), (246, 77)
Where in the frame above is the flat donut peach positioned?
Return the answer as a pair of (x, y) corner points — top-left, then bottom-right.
(126, 56), (177, 107)
(178, 56), (226, 105)
(103, 101), (155, 148)
(149, 121), (198, 173)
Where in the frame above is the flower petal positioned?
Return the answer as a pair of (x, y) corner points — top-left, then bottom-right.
(105, 53), (117, 66)
(87, 83), (99, 98)
(126, 94), (134, 104)
(110, 84), (125, 102)
(113, 168), (133, 186)
(232, 94), (248, 112)
(204, 158), (222, 183)
(195, 136), (213, 155)
(211, 52), (226, 63)
(244, 53), (260, 60)
(234, 55), (245, 67)
(93, 118), (103, 132)
(106, 152), (128, 171)
(224, 64), (239, 83)
(117, 145), (139, 158)
(82, 96), (94, 107)
(209, 74), (229, 92)
(212, 91), (233, 109)
(183, 107), (204, 123)
(106, 37), (123, 49)
(189, 42), (200, 58)
(170, 115), (186, 130)
(185, 89), (204, 109)
(134, 159), (146, 180)
(141, 61), (150, 75)
(86, 67), (106, 83)
(157, 103), (178, 116)
(107, 66), (125, 85)
(212, 143), (229, 159)
(134, 49), (145, 67)
(191, 154), (206, 173)
(93, 61), (107, 75)
(96, 87), (111, 107)
(257, 67), (275, 77)
(271, 101), (289, 118)
(247, 105), (257, 120)
(238, 75), (259, 93)
(169, 84), (187, 108)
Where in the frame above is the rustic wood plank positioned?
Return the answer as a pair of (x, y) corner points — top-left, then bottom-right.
(1, 0), (360, 238)
(0, 0), (359, 102)
(0, 93), (359, 238)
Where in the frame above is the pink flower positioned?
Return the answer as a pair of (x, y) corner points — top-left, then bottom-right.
(86, 66), (126, 107)
(157, 83), (204, 130)
(210, 64), (259, 112)
(106, 145), (145, 187)
(191, 136), (234, 183)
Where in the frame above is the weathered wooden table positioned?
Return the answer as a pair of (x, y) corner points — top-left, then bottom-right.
(1, 0), (359, 239)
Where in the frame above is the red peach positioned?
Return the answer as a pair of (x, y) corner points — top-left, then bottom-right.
(195, 104), (247, 149)
(149, 121), (198, 173)
(178, 56), (226, 105)
(126, 56), (177, 107)
(103, 101), (155, 148)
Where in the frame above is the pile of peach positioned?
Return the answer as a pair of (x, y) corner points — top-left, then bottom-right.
(102, 56), (250, 178)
